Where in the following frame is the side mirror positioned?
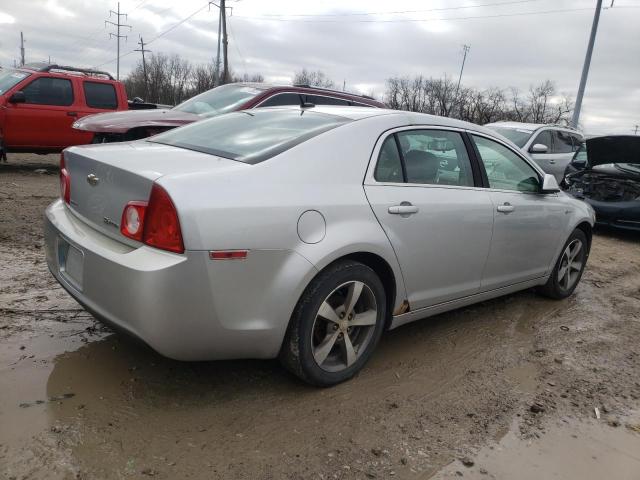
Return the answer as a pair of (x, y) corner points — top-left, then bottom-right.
(530, 143), (549, 154)
(541, 173), (560, 193)
(8, 91), (26, 103)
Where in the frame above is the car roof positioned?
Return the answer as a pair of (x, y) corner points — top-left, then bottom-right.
(485, 121), (580, 133)
(259, 105), (501, 135)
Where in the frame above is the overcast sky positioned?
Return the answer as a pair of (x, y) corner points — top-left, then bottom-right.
(1, 0), (639, 134)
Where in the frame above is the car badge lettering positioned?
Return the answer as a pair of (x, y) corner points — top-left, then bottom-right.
(87, 174), (99, 186)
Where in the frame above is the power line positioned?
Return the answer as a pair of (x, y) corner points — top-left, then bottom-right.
(105, 2), (132, 80)
(234, 5), (640, 23)
(246, 0), (546, 17)
(93, 2), (210, 69)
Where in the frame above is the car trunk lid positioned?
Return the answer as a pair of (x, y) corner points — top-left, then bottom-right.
(64, 141), (247, 244)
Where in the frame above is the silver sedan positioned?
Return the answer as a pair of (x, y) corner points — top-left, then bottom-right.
(45, 106), (595, 386)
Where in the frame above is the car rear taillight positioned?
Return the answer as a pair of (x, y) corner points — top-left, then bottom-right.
(120, 201), (147, 241)
(59, 153), (71, 205)
(120, 184), (184, 254)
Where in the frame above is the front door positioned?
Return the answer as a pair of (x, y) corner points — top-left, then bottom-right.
(471, 134), (566, 290)
(364, 129), (494, 310)
(4, 76), (77, 149)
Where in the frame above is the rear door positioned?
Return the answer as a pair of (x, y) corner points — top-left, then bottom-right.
(3, 75), (77, 149)
(471, 134), (565, 290)
(364, 128), (494, 310)
(548, 130), (576, 182)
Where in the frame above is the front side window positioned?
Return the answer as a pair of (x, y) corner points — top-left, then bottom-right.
(554, 130), (574, 153)
(150, 109), (350, 164)
(0, 69), (30, 94)
(530, 130), (552, 152)
(473, 135), (540, 193)
(259, 93), (302, 107)
(174, 84), (263, 115)
(83, 81), (117, 109)
(22, 77), (73, 106)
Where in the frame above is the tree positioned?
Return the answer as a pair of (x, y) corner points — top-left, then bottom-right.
(292, 69), (335, 88)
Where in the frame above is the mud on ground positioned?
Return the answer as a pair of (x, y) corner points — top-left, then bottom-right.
(1, 154), (639, 480)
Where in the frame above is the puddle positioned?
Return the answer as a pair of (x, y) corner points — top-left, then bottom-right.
(433, 415), (640, 479)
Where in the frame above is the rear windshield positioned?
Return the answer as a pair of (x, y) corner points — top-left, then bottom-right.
(173, 84), (263, 116)
(149, 109), (351, 164)
(485, 126), (533, 148)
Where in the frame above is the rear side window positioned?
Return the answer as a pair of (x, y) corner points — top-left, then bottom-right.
(554, 131), (574, 154)
(83, 81), (117, 109)
(150, 110), (351, 164)
(259, 93), (302, 107)
(22, 77), (73, 106)
(570, 134), (584, 152)
(374, 130), (474, 187)
(374, 137), (403, 183)
(473, 135), (540, 193)
(306, 95), (350, 106)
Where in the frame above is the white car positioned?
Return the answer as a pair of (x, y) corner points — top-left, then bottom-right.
(45, 106), (595, 386)
(485, 122), (584, 183)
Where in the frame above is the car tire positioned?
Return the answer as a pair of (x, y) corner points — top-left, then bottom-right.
(280, 260), (387, 387)
(537, 228), (589, 300)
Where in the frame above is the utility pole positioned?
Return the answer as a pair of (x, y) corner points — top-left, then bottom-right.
(571, 0), (603, 128)
(634, 125), (639, 135)
(215, 5), (222, 84)
(220, 0), (229, 84)
(105, 2), (131, 81)
(134, 36), (151, 99)
(455, 44), (470, 98)
(20, 32), (25, 66)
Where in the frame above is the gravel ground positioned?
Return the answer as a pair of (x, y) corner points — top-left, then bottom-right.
(1, 153), (639, 480)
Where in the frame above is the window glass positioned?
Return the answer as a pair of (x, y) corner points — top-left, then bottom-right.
(83, 81), (117, 109)
(485, 126), (533, 148)
(395, 130), (474, 187)
(0, 69), (30, 94)
(174, 84), (262, 115)
(150, 109), (350, 164)
(473, 135), (540, 193)
(570, 134), (584, 152)
(259, 93), (301, 107)
(530, 130), (552, 151)
(22, 77), (73, 106)
(554, 130), (573, 154)
(374, 136), (403, 183)
(306, 95), (350, 106)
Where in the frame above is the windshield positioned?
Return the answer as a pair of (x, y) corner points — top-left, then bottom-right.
(485, 126), (533, 148)
(0, 69), (30, 95)
(150, 109), (351, 164)
(173, 84), (263, 116)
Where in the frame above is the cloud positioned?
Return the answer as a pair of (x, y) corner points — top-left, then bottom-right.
(0, 0), (638, 134)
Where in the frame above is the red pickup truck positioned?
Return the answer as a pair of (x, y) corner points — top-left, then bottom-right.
(0, 63), (128, 158)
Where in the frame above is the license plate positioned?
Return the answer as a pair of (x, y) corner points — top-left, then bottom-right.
(58, 238), (84, 291)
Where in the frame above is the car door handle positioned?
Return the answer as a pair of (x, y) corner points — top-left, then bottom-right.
(67, 111), (78, 117)
(548, 159), (556, 164)
(496, 202), (515, 214)
(388, 204), (419, 215)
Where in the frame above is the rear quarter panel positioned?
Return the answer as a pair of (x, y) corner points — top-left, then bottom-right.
(159, 113), (410, 314)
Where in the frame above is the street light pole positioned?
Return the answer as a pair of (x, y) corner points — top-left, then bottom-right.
(571, 0), (603, 128)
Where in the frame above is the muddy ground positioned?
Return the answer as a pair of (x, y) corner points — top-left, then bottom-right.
(1, 153), (639, 480)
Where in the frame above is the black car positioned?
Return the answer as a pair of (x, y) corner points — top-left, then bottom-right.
(564, 135), (640, 231)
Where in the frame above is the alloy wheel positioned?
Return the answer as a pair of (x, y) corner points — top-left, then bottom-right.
(311, 281), (378, 372)
(557, 239), (584, 290)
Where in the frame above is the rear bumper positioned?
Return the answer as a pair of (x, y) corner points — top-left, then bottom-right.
(585, 198), (640, 231)
(45, 199), (317, 360)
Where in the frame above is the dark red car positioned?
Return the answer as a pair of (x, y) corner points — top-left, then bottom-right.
(0, 64), (129, 156)
(73, 83), (386, 143)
